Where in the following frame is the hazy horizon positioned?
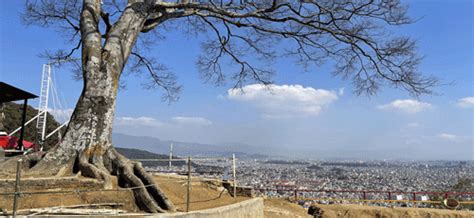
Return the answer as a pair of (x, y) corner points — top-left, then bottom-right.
(112, 132), (473, 161)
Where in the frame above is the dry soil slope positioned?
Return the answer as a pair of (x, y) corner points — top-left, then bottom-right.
(153, 174), (250, 212)
(265, 202), (474, 218)
(263, 199), (474, 218)
(264, 198), (311, 218)
(317, 204), (473, 218)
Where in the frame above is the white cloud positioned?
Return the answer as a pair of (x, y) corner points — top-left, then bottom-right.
(438, 133), (457, 140)
(377, 99), (432, 114)
(171, 116), (212, 126)
(456, 97), (474, 108)
(115, 116), (212, 127)
(47, 108), (73, 123)
(227, 84), (338, 118)
(115, 116), (162, 127)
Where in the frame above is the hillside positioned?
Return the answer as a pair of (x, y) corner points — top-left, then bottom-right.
(112, 133), (269, 159)
(115, 147), (185, 167)
(1, 102), (62, 150)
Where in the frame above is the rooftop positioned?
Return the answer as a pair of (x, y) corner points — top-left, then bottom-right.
(0, 82), (38, 103)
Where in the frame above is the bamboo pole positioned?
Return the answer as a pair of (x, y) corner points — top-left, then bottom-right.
(13, 159), (22, 217)
(186, 156), (191, 212)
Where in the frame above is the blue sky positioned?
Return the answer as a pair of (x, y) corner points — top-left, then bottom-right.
(0, 0), (472, 160)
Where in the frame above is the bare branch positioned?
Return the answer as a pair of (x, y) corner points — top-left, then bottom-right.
(45, 40), (82, 63)
(100, 10), (112, 36)
(24, 0), (438, 100)
(130, 52), (182, 102)
(23, 0), (81, 38)
(146, 0), (436, 95)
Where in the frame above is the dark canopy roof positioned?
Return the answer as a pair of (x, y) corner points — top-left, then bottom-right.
(0, 82), (38, 103)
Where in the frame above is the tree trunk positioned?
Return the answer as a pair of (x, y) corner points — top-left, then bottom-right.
(25, 48), (175, 213)
(0, 0), (176, 213)
(29, 82), (175, 212)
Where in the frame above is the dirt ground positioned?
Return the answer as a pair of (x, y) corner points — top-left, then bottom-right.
(0, 176), (139, 213)
(263, 199), (474, 218)
(264, 198), (311, 218)
(152, 173), (250, 212)
(315, 204), (474, 218)
(1, 175), (473, 217)
(0, 173), (250, 214)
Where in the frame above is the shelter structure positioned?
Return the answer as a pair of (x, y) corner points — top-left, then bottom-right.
(0, 82), (38, 150)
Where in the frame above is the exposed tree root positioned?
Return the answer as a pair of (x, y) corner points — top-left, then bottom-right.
(106, 148), (175, 213)
(77, 150), (113, 189)
(0, 146), (176, 213)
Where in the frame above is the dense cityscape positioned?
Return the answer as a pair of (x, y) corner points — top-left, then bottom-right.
(150, 158), (473, 209)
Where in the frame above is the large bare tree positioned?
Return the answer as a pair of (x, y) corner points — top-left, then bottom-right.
(3, 0), (436, 213)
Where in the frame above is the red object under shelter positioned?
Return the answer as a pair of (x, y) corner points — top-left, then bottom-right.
(0, 135), (37, 150)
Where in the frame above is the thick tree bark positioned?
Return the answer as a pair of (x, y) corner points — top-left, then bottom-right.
(0, 0), (176, 213)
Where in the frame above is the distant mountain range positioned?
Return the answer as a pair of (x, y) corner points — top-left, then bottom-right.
(115, 147), (186, 167)
(115, 147), (170, 160)
(112, 133), (269, 159)
(113, 133), (444, 161)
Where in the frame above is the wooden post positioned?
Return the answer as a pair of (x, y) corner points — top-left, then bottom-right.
(13, 159), (22, 217)
(116, 169), (120, 215)
(18, 99), (28, 150)
(362, 191), (367, 204)
(186, 156), (191, 212)
(0, 148), (4, 162)
(232, 154), (236, 200)
(412, 193), (417, 207)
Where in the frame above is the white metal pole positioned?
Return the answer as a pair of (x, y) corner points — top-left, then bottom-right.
(169, 143), (173, 170)
(44, 120), (69, 140)
(8, 111), (46, 136)
(37, 64), (51, 142)
(40, 64), (51, 141)
(232, 153), (236, 200)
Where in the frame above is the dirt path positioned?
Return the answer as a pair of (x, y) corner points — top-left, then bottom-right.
(153, 174), (250, 212)
(264, 198), (311, 218)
